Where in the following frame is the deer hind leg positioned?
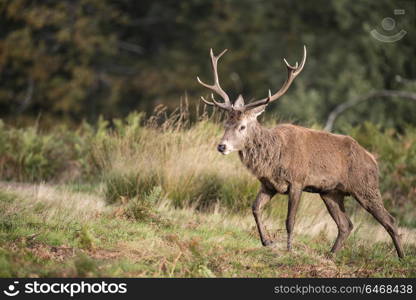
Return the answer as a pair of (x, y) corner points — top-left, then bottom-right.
(252, 185), (276, 246)
(286, 184), (302, 251)
(354, 191), (404, 258)
(320, 191), (353, 253)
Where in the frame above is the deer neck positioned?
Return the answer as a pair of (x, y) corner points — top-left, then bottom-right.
(238, 122), (282, 177)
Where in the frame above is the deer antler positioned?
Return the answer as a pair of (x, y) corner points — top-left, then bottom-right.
(242, 46), (307, 111)
(197, 49), (232, 110)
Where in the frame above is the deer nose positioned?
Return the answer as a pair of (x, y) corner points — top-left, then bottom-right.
(217, 144), (226, 153)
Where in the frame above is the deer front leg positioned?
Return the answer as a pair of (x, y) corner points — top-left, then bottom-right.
(286, 184), (302, 251)
(252, 186), (276, 246)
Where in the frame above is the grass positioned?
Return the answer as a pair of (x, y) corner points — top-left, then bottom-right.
(0, 108), (415, 277)
(92, 115), (416, 222)
(0, 182), (415, 278)
(1, 111), (415, 224)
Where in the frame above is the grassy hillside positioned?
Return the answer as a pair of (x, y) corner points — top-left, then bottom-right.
(0, 109), (415, 277)
(0, 183), (415, 277)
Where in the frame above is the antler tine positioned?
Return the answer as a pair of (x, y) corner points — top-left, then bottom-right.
(241, 89), (271, 110)
(284, 58), (298, 70)
(296, 45), (307, 73)
(242, 46), (307, 111)
(200, 96), (214, 106)
(199, 93), (230, 111)
(197, 48), (231, 110)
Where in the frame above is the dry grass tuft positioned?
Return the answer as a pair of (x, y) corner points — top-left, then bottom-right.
(0, 182), (106, 224)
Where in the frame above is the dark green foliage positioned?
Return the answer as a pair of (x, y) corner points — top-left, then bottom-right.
(123, 186), (165, 223)
(104, 171), (159, 205)
(349, 122), (416, 227)
(0, 0), (414, 129)
(0, 119), (102, 182)
(168, 173), (259, 212)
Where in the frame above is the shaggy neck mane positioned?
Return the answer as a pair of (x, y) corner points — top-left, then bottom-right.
(238, 121), (281, 177)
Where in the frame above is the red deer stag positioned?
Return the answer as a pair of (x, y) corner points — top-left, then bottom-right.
(196, 47), (404, 258)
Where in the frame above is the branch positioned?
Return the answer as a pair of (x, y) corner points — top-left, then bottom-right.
(17, 78), (34, 113)
(324, 90), (416, 132)
(117, 41), (143, 55)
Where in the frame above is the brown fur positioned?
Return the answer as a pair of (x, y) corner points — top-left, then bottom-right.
(197, 47), (403, 258)
(238, 121), (404, 258)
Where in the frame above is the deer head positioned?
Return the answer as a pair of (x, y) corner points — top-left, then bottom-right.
(197, 46), (307, 154)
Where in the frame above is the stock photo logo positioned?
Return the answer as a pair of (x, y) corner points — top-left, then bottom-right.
(2, 281), (128, 297)
(370, 8), (407, 43)
(3, 281), (20, 297)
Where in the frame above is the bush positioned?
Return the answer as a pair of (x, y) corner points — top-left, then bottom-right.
(0, 120), (103, 182)
(349, 122), (416, 227)
(1, 111), (415, 227)
(124, 186), (163, 222)
(104, 171), (159, 205)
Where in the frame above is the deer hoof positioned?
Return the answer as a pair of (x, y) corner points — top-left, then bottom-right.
(262, 240), (276, 247)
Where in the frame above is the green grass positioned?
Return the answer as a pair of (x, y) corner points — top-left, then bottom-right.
(1, 113), (416, 225)
(0, 183), (415, 278)
(0, 111), (415, 277)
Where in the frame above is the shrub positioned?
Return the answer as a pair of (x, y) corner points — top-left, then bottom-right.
(124, 186), (163, 222)
(1, 110), (415, 227)
(349, 122), (416, 227)
(104, 171), (159, 205)
(0, 120), (102, 182)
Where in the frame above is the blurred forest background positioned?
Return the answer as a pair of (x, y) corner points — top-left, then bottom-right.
(0, 0), (415, 130)
(1, 0), (416, 277)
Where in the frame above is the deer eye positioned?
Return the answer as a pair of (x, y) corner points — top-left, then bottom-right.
(239, 125), (246, 131)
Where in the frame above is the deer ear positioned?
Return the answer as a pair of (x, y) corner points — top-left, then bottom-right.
(233, 95), (245, 109)
(247, 104), (267, 119)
